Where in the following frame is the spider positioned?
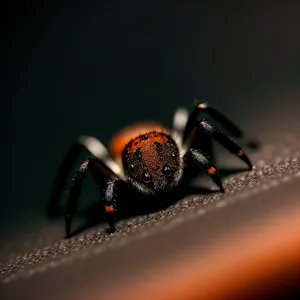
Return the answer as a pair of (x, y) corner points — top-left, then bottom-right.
(53, 102), (252, 237)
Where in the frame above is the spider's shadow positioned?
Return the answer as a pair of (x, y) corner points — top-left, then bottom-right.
(57, 166), (249, 238)
(64, 186), (214, 238)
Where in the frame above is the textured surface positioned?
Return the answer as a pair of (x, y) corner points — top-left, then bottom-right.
(2, 106), (300, 300)
(1, 130), (300, 285)
(1, 147), (300, 299)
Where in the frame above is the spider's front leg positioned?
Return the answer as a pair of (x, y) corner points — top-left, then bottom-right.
(184, 148), (225, 192)
(103, 179), (127, 233)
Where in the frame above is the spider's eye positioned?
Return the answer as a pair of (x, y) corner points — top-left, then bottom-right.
(142, 172), (151, 184)
(162, 165), (173, 176)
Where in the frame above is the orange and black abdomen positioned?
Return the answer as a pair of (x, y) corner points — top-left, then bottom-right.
(109, 122), (169, 165)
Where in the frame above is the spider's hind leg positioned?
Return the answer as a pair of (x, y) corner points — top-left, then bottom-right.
(47, 135), (122, 217)
(199, 121), (252, 170)
(183, 101), (245, 142)
(180, 100), (254, 166)
(65, 157), (119, 237)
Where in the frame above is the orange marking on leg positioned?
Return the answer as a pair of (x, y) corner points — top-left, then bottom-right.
(237, 150), (244, 157)
(207, 166), (216, 175)
(105, 205), (114, 213)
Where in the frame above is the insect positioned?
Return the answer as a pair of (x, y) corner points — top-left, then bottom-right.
(53, 102), (252, 237)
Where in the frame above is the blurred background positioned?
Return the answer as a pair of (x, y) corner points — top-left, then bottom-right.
(2, 0), (300, 264)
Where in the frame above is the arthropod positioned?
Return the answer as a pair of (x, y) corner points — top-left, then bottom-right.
(54, 102), (252, 236)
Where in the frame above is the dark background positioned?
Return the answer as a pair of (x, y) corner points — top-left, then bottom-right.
(2, 1), (300, 259)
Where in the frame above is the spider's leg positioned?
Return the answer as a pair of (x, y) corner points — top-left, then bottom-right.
(104, 179), (126, 233)
(78, 136), (122, 176)
(48, 135), (122, 216)
(184, 148), (224, 192)
(171, 107), (189, 147)
(199, 121), (252, 169)
(65, 157), (118, 237)
(179, 122), (213, 162)
(48, 143), (82, 216)
(183, 101), (244, 142)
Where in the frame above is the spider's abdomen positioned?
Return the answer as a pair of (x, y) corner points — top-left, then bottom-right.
(109, 122), (169, 163)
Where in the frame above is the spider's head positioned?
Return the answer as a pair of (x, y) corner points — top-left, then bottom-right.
(122, 132), (183, 196)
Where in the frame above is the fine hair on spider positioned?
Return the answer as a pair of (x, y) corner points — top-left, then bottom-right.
(50, 101), (253, 237)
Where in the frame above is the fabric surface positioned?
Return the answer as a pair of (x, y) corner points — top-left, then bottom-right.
(1, 126), (300, 299)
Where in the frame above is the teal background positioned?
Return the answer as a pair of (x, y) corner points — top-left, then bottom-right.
(3, 1), (300, 243)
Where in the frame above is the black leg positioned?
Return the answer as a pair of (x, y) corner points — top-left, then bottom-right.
(181, 123), (213, 161)
(65, 157), (118, 237)
(103, 180), (126, 233)
(183, 101), (244, 142)
(199, 121), (252, 169)
(47, 144), (82, 217)
(48, 135), (121, 217)
(184, 148), (224, 192)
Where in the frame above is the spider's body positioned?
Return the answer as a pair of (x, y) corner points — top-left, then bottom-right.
(52, 102), (253, 237)
(112, 125), (183, 196)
